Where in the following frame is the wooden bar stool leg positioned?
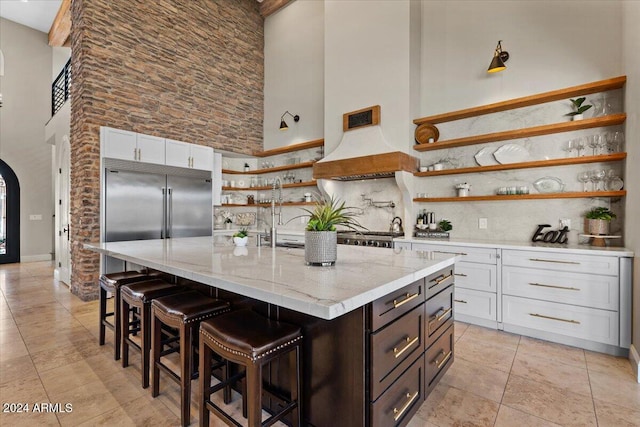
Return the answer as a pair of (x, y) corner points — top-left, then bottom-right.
(180, 323), (191, 427)
(141, 303), (151, 389)
(113, 288), (122, 360)
(198, 337), (211, 427)
(151, 311), (162, 398)
(290, 346), (301, 427)
(246, 363), (262, 427)
(121, 298), (130, 368)
(98, 285), (107, 346)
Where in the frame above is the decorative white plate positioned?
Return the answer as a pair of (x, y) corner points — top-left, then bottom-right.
(474, 147), (499, 166)
(493, 144), (530, 164)
(533, 176), (565, 193)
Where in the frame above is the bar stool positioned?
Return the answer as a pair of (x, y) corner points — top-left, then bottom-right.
(150, 291), (230, 427)
(198, 309), (303, 427)
(98, 271), (152, 360)
(121, 279), (184, 388)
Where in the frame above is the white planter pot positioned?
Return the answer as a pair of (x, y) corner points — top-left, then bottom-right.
(233, 236), (248, 246)
(585, 219), (610, 235)
(305, 230), (337, 266)
(572, 114), (584, 121)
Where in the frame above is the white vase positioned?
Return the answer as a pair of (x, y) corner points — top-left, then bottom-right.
(233, 236), (248, 246)
(304, 230), (337, 266)
(572, 114), (584, 121)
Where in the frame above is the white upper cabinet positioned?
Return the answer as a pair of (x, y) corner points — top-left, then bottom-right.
(165, 138), (213, 171)
(101, 127), (165, 165)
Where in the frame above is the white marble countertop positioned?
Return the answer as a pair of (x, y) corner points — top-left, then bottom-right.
(394, 236), (634, 257)
(85, 236), (457, 320)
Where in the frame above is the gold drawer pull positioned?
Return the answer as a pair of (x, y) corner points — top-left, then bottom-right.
(393, 391), (419, 421)
(529, 313), (580, 324)
(393, 292), (419, 308)
(529, 258), (580, 265)
(393, 336), (419, 359)
(434, 250), (467, 256)
(454, 273), (468, 277)
(528, 282), (580, 291)
(432, 273), (453, 286)
(435, 307), (452, 322)
(454, 299), (467, 304)
(431, 350), (453, 369)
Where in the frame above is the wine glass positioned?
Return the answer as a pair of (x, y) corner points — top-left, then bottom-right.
(591, 169), (606, 191)
(563, 140), (576, 157)
(587, 135), (599, 156)
(575, 137), (585, 156)
(613, 131), (625, 152)
(578, 172), (590, 192)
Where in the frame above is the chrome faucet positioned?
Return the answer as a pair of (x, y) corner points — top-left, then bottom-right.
(270, 177), (283, 248)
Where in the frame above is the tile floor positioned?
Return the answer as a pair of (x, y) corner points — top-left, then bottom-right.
(1, 261), (638, 426)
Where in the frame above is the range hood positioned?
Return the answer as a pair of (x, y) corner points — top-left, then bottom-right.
(313, 106), (418, 181)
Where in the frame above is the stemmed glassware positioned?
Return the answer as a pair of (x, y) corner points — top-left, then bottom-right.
(575, 137), (585, 157)
(578, 172), (590, 192)
(564, 140), (576, 157)
(590, 169), (606, 191)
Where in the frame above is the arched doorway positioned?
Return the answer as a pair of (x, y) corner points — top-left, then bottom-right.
(0, 159), (20, 264)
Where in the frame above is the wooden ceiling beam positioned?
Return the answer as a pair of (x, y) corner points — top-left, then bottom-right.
(48, 0), (71, 47)
(260, 0), (294, 18)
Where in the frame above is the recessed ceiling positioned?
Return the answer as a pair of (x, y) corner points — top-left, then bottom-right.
(0, 0), (62, 34)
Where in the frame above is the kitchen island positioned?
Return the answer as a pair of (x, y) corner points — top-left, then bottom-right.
(86, 236), (458, 426)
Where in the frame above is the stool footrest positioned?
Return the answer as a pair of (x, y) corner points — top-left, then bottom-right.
(204, 400), (243, 427)
(156, 361), (181, 385)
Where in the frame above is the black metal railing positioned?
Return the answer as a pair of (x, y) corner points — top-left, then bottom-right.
(52, 58), (72, 116)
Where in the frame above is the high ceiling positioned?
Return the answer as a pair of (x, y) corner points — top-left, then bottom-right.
(0, 0), (61, 33)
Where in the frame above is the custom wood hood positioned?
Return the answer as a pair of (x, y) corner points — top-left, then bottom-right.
(313, 151), (418, 181)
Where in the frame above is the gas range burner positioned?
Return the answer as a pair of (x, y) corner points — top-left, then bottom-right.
(337, 231), (403, 248)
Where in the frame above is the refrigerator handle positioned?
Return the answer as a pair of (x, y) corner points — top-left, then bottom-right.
(161, 188), (166, 239)
(167, 188), (173, 238)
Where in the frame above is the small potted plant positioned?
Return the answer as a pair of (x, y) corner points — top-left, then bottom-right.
(438, 219), (453, 232)
(233, 227), (249, 246)
(584, 206), (616, 235)
(300, 196), (364, 265)
(566, 97), (592, 121)
(220, 211), (233, 230)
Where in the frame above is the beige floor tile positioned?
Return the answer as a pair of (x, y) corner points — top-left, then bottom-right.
(511, 350), (591, 396)
(0, 335), (29, 361)
(0, 354), (38, 385)
(76, 396), (179, 427)
(464, 324), (521, 350)
(455, 333), (517, 373)
(440, 356), (509, 402)
(0, 377), (60, 425)
(589, 369), (640, 411)
(502, 374), (597, 426)
(31, 340), (102, 374)
(417, 383), (500, 427)
(39, 359), (104, 396)
(593, 399), (640, 427)
(494, 405), (562, 427)
(0, 410), (61, 426)
(453, 321), (469, 341)
(585, 350), (635, 375)
(47, 379), (122, 426)
(517, 336), (586, 368)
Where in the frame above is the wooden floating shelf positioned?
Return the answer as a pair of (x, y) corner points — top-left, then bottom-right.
(414, 191), (626, 203)
(414, 153), (627, 177)
(252, 139), (324, 157)
(222, 181), (317, 191)
(222, 160), (316, 175)
(413, 114), (626, 152)
(221, 202), (315, 207)
(413, 76), (626, 125)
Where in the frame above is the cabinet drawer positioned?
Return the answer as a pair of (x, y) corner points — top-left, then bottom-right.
(412, 243), (497, 265)
(371, 305), (423, 400)
(425, 324), (454, 394)
(371, 354), (424, 427)
(425, 266), (454, 299)
(503, 266), (619, 311)
(503, 295), (618, 346)
(453, 288), (497, 321)
(426, 285), (453, 344)
(454, 262), (497, 292)
(502, 249), (618, 276)
(371, 279), (424, 331)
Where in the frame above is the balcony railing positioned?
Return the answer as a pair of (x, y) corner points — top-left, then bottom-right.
(52, 58), (71, 116)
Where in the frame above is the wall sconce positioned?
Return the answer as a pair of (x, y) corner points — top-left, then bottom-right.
(487, 40), (509, 73)
(279, 111), (300, 131)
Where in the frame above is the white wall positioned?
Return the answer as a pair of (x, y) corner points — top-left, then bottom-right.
(0, 18), (53, 261)
(621, 0), (640, 377)
(263, 0), (324, 150)
(52, 46), (71, 80)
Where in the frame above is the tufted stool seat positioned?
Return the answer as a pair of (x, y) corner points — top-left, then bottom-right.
(151, 291), (230, 427)
(198, 309), (303, 427)
(99, 271), (153, 360)
(120, 279), (184, 388)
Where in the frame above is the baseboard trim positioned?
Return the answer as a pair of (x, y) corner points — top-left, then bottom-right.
(630, 344), (640, 383)
(20, 254), (53, 263)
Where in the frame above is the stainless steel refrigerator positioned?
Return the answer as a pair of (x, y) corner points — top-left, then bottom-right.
(102, 160), (212, 273)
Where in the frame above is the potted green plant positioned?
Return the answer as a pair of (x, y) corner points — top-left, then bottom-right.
(437, 219), (453, 232)
(233, 228), (249, 246)
(584, 206), (616, 235)
(300, 196), (364, 266)
(566, 97), (592, 121)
